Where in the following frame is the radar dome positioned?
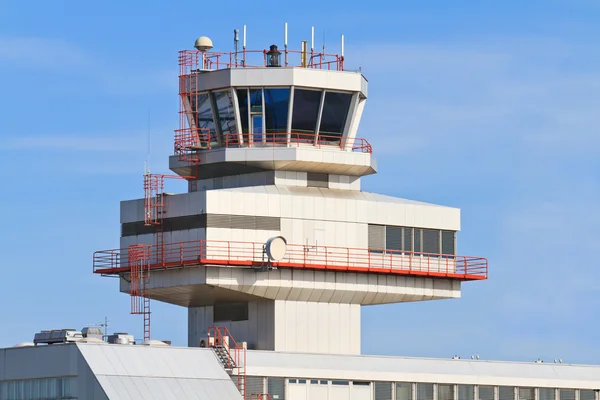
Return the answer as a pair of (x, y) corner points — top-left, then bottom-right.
(194, 36), (213, 52)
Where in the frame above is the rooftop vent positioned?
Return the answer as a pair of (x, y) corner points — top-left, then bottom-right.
(140, 340), (169, 347)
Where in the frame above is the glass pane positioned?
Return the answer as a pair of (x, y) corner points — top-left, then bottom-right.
(416, 383), (433, 400)
(478, 386), (494, 400)
(291, 89), (321, 139)
(396, 382), (412, 400)
(318, 91), (352, 141)
(386, 226), (402, 252)
(458, 385), (474, 400)
(250, 89), (262, 112)
(442, 230), (456, 255)
(213, 90), (237, 139)
(253, 115), (263, 143)
(519, 388), (535, 400)
(580, 390), (595, 400)
(375, 382), (392, 400)
(236, 89), (249, 134)
(268, 377), (285, 400)
(414, 229), (422, 253)
(559, 390), (575, 400)
(438, 384), (454, 400)
(188, 92), (217, 143)
(264, 87), (290, 141)
(403, 227), (413, 252)
(422, 229), (440, 254)
(499, 386), (514, 400)
(539, 388), (555, 400)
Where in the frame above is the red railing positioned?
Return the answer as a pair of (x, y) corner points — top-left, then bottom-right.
(207, 326), (246, 398)
(93, 240), (488, 281)
(250, 395), (273, 400)
(179, 49), (344, 74)
(173, 130), (372, 154)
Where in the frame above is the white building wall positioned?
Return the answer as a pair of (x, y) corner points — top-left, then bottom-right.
(274, 301), (360, 355)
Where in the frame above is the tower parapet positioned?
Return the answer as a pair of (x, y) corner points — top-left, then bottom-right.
(93, 29), (488, 355)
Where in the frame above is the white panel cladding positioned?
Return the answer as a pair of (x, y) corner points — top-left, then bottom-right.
(330, 385), (351, 399)
(273, 301), (360, 354)
(188, 301), (275, 350)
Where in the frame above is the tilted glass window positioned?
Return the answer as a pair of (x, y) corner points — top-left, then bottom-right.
(264, 88), (290, 140)
(213, 90), (237, 138)
(237, 89), (249, 134)
(189, 92), (217, 142)
(291, 89), (322, 137)
(319, 91), (353, 142)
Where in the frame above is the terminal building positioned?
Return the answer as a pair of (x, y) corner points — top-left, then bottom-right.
(1, 29), (598, 400)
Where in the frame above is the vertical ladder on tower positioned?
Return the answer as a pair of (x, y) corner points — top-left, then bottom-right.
(207, 326), (247, 399)
(128, 244), (152, 342)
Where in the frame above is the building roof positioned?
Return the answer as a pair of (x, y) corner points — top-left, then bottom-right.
(77, 343), (242, 400)
(245, 350), (600, 390)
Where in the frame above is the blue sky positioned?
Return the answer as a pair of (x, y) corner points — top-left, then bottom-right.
(1, 0), (599, 364)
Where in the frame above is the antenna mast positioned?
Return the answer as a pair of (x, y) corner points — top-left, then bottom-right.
(234, 29), (239, 67)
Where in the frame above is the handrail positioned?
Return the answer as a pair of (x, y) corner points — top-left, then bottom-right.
(93, 239), (488, 281)
(179, 49), (344, 73)
(174, 129), (373, 154)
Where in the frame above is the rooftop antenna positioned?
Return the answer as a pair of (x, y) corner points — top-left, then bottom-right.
(234, 29), (239, 67)
(99, 317), (109, 341)
(242, 24), (247, 67)
(311, 26), (315, 66)
(340, 34), (345, 70)
(284, 22), (288, 66)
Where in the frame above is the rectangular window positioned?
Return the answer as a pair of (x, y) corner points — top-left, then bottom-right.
(458, 385), (474, 400)
(268, 377), (285, 400)
(368, 224), (385, 252)
(375, 382), (392, 400)
(499, 386), (514, 400)
(580, 391), (595, 400)
(438, 384), (455, 400)
(422, 229), (440, 254)
(441, 230), (456, 255)
(416, 383), (434, 400)
(354, 381), (371, 386)
(396, 382), (412, 400)
(386, 226), (402, 252)
(307, 173), (329, 188)
(264, 88), (290, 141)
(414, 229), (422, 253)
(519, 388), (535, 400)
(479, 386), (494, 400)
(539, 388), (555, 400)
(559, 390), (576, 400)
(214, 302), (248, 322)
(403, 227), (413, 252)
(332, 381), (349, 385)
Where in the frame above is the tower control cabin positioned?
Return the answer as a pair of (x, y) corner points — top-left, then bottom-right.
(93, 34), (488, 355)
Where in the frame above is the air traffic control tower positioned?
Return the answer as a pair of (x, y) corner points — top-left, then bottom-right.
(93, 31), (488, 355)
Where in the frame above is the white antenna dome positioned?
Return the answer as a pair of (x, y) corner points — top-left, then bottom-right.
(194, 36), (213, 52)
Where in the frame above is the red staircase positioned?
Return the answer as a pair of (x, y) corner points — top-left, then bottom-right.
(207, 326), (247, 398)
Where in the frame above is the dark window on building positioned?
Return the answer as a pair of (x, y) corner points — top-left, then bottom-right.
(519, 388), (535, 400)
(318, 91), (352, 142)
(237, 89), (249, 134)
(307, 173), (329, 188)
(264, 88), (290, 141)
(385, 226), (402, 252)
(538, 389), (555, 400)
(214, 302), (248, 322)
(291, 89), (321, 137)
(478, 386), (494, 400)
(368, 224), (385, 253)
(243, 376), (264, 400)
(499, 386), (515, 400)
(189, 92), (217, 142)
(332, 381), (349, 385)
(353, 381), (370, 386)
(375, 382), (392, 400)
(559, 390), (576, 400)
(250, 89), (262, 112)
(403, 227), (413, 252)
(213, 90), (236, 137)
(442, 230), (455, 255)
(438, 384), (454, 400)
(396, 382), (412, 400)
(458, 385), (474, 400)
(580, 391), (594, 400)
(416, 383), (433, 400)
(268, 377), (285, 400)
(422, 229), (440, 254)
(414, 229), (421, 253)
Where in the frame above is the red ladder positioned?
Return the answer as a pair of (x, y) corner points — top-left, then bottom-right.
(128, 244), (151, 342)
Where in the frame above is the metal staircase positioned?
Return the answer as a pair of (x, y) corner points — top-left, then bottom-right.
(207, 326), (246, 398)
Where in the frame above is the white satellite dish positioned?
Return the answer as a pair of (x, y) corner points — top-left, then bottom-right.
(265, 236), (287, 261)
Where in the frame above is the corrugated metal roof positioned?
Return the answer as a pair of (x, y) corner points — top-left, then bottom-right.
(245, 350), (600, 389)
(77, 343), (242, 400)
